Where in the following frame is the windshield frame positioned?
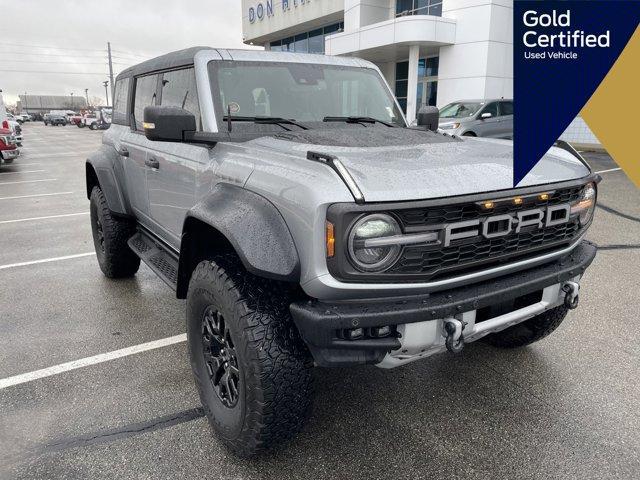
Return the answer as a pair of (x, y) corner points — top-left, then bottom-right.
(207, 60), (407, 131)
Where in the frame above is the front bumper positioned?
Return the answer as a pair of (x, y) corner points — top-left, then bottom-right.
(290, 240), (597, 367)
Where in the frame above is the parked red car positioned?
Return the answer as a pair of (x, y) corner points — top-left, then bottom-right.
(0, 127), (20, 165)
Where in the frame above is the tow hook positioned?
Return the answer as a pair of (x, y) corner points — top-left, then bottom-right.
(443, 317), (465, 354)
(562, 281), (580, 310)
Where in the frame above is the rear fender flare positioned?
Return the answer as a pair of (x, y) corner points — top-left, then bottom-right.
(86, 145), (128, 214)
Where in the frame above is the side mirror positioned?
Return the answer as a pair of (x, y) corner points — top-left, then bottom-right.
(416, 105), (439, 132)
(480, 112), (493, 120)
(143, 106), (196, 142)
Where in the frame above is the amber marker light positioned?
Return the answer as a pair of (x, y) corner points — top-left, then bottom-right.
(482, 201), (495, 209)
(513, 197), (523, 205)
(326, 221), (335, 258)
(538, 193), (550, 201)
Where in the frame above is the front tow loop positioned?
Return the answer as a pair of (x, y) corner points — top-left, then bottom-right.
(444, 318), (465, 354)
(562, 281), (580, 310)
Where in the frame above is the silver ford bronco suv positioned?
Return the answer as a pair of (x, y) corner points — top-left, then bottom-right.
(86, 47), (598, 456)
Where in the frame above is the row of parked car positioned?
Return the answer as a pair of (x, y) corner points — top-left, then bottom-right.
(42, 108), (112, 130)
(1, 95), (22, 166)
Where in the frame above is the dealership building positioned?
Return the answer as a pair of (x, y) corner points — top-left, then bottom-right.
(241, 0), (513, 122)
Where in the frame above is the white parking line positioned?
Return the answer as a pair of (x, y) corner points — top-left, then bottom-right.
(0, 178), (57, 186)
(0, 212), (88, 224)
(6, 162), (41, 167)
(20, 151), (94, 159)
(0, 170), (46, 175)
(0, 334), (187, 389)
(0, 252), (95, 271)
(0, 191), (75, 201)
(595, 167), (622, 174)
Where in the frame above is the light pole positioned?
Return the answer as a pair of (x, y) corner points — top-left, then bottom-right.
(24, 91), (27, 114)
(103, 80), (109, 107)
(70, 92), (74, 110)
(85, 88), (89, 107)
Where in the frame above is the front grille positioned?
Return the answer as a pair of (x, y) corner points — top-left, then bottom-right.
(390, 219), (580, 277)
(386, 185), (585, 279)
(396, 185), (583, 228)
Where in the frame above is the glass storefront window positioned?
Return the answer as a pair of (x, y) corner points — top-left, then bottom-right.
(308, 28), (324, 54)
(269, 22), (344, 54)
(396, 0), (443, 17)
(395, 56), (439, 111)
(294, 33), (308, 53)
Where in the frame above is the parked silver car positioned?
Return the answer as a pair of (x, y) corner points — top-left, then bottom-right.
(439, 99), (513, 138)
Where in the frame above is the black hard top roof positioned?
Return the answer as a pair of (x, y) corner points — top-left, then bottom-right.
(116, 46), (210, 80)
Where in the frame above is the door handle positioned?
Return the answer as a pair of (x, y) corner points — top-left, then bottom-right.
(145, 158), (160, 169)
(118, 147), (129, 157)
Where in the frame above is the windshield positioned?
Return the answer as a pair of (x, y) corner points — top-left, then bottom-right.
(209, 61), (405, 128)
(439, 102), (483, 119)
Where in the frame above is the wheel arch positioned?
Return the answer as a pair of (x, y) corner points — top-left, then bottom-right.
(176, 184), (300, 299)
(85, 145), (129, 214)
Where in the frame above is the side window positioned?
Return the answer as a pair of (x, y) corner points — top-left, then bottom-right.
(133, 74), (159, 130)
(481, 102), (498, 118)
(160, 68), (201, 130)
(500, 101), (514, 116)
(112, 77), (130, 125)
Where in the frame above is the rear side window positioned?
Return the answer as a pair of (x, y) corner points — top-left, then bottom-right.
(500, 101), (514, 116)
(160, 68), (201, 130)
(133, 74), (159, 130)
(112, 77), (130, 125)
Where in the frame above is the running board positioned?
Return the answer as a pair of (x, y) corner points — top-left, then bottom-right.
(128, 231), (179, 290)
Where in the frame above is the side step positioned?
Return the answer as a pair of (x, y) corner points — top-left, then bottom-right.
(128, 231), (179, 290)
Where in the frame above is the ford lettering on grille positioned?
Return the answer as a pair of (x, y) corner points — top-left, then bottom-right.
(443, 204), (571, 247)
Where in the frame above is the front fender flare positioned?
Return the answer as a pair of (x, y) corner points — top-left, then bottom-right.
(183, 183), (300, 283)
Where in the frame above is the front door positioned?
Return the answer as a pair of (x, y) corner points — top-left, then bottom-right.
(146, 67), (203, 249)
(475, 102), (502, 137)
(122, 72), (161, 222)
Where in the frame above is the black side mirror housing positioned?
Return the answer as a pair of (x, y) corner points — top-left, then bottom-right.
(416, 106), (439, 132)
(143, 106), (196, 142)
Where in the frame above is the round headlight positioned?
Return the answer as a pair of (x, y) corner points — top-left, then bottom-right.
(571, 182), (597, 225)
(348, 214), (402, 272)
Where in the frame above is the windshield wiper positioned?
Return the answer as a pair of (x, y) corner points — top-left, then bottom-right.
(223, 116), (309, 131)
(322, 116), (397, 127)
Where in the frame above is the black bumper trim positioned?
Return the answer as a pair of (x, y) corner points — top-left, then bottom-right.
(290, 241), (597, 367)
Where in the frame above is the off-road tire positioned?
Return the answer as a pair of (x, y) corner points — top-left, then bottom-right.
(186, 256), (313, 457)
(89, 186), (140, 278)
(484, 305), (569, 348)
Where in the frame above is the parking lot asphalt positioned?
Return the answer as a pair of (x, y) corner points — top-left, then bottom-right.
(1, 124), (638, 479)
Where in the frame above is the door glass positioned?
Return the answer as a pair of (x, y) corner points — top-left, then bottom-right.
(133, 74), (159, 130)
(426, 81), (437, 106)
(481, 102), (499, 117)
(500, 101), (514, 116)
(112, 77), (130, 125)
(160, 68), (201, 130)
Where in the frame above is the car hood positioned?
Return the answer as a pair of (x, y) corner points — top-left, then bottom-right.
(250, 129), (590, 202)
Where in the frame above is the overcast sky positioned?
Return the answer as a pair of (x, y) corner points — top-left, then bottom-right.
(0, 0), (255, 105)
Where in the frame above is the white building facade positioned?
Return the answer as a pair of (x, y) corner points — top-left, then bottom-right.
(241, 0), (513, 122)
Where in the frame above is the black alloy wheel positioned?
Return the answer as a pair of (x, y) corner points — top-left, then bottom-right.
(201, 306), (240, 408)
